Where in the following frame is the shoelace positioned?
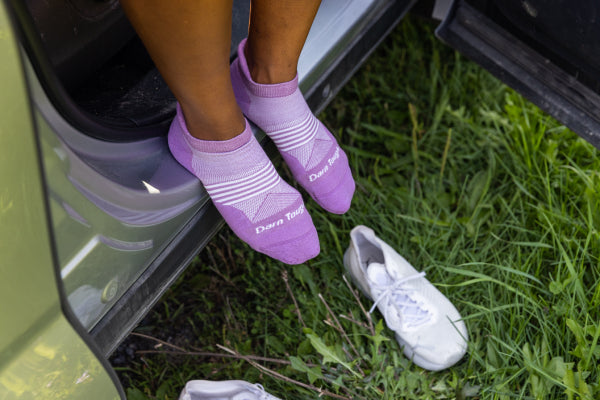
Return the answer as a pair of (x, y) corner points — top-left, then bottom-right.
(369, 271), (431, 329)
(251, 383), (277, 400)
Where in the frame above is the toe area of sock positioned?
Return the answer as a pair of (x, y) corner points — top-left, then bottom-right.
(313, 168), (355, 214)
(260, 227), (320, 265)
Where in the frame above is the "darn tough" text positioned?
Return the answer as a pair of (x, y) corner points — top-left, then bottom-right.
(255, 204), (305, 234)
(309, 146), (340, 182)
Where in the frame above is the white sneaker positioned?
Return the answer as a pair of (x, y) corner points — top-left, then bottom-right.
(179, 380), (281, 400)
(343, 225), (468, 371)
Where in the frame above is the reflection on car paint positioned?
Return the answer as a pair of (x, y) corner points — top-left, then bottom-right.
(31, 82), (204, 330)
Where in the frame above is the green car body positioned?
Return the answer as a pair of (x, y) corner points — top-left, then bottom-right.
(0, 4), (123, 398)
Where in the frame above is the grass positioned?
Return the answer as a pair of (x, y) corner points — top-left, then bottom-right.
(111, 16), (600, 400)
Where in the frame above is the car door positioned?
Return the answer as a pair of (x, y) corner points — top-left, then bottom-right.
(434, 0), (600, 149)
(0, 2), (124, 397)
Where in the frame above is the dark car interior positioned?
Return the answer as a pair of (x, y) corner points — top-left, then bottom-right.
(437, 0), (600, 149)
(12, 0), (251, 141)
(474, 0), (600, 93)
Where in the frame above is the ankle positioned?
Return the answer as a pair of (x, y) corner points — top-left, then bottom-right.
(179, 102), (246, 141)
(244, 44), (297, 85)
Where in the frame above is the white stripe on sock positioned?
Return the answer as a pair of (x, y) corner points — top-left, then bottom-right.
(271, 116), (318, 152)
(221, 176), (281, 205)
(205, 163), (282, 205)
(278, 119), (319, 152)
(269, 113), (312, 137)
(270, 116), (313, 142)
(205, 163), (271, 191)
(208, 164), (276, 196)
(209, 167), (279, 201)
(271, 116), (316, 145)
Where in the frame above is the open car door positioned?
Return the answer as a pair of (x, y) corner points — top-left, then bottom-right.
(435, 0), (600, 149)
(0, 2), (124, 398)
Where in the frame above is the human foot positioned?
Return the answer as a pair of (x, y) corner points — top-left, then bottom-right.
(168, 104), (320, 264)
(231, 39), (355, 214)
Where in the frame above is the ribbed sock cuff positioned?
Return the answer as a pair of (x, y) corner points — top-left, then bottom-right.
(176, 103), (252, 153)
(236, 38), (299, 98)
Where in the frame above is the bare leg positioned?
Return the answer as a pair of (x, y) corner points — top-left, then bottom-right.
(119, 0), (245, 140)
(246, 0), (322, 84)
(119, 1), (321, 264)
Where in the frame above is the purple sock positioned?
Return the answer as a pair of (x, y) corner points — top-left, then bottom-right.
(231, 39), (355, 214)
(168, 104), (320, 264)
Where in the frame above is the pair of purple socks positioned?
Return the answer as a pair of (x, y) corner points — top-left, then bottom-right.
(168, 39), (355, 264)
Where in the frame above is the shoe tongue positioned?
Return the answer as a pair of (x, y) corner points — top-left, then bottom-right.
(366, 262), (393, 287)
(366, 261), (431, 331)
(380, 246), (416, 281)
(366, 262), (404, 328)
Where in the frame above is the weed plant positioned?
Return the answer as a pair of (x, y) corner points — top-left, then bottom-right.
(114, 16), (600, 400)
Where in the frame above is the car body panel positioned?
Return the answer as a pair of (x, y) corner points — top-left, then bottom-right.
(0, 3), (123, 397)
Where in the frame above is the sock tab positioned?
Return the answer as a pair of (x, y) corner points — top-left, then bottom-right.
(176, 103), (252, 154)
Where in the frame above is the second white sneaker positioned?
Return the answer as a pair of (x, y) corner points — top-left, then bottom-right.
(343, 225), (468, 371)
(179, 380), (281, 400)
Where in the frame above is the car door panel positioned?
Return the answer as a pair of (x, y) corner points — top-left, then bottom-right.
(0, 2), (123, 396)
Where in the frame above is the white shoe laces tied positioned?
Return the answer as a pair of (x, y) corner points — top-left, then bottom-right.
(369, 271), (430, 328)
